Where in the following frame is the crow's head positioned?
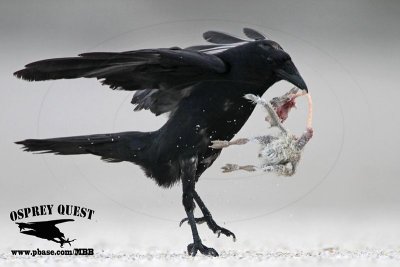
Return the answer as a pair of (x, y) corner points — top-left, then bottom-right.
(211, 29), (308, 92)
(220, 39), (308, 92)
(251, 40), (308, 92)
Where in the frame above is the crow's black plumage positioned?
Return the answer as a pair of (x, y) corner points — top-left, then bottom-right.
(14, 28), (307, 256)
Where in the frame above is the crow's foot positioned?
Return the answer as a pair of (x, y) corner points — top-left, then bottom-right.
(187, 241), (219, 257)
(180, 216), (236, 241)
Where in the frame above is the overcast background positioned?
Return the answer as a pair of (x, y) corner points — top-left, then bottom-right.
(1, 0), (399, 265)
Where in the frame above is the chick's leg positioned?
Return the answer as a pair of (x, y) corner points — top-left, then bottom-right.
(209, 138), (249, 149)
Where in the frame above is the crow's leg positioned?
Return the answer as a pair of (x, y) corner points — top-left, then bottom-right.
(180, 156), (219, 257)
(180, 190), (236, 241)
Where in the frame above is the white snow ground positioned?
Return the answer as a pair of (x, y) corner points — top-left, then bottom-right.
(3, 248), (400, 267)
(2, 217), (399, 267)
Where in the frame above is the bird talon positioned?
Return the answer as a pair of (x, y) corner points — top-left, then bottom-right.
(216, 230), (221, 237)
(179, 218), (189, 227)
(187, 242), (219, 257)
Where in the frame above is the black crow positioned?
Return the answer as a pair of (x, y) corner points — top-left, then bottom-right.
(14, 28), (307, 256)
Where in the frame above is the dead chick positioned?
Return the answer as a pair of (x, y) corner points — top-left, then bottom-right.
(210, 88), (313, 176)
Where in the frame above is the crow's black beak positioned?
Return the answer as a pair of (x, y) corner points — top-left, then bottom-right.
(275, 60), (308, 92)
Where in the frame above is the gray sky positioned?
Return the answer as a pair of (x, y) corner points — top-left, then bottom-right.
(1, 0), (399, 251)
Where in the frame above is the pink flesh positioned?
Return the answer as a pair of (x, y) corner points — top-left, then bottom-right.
(275, 98), (297, 122)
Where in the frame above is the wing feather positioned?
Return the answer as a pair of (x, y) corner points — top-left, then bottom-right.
(203, 30), (248, 44)
(243, 28), (268, 40)
(14, 28), (269, 116)
(14, 48), (227, 115)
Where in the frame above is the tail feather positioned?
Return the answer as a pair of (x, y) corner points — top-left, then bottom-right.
(16, 138), (87, 155)
(16, 131), (182, 187)
(15, 131), (153, 162)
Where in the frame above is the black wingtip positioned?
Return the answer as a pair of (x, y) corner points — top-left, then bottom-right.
(15, 139), (52, 153)
(13, 69), (26, 80)
(15, 139), (33, 151)
(15, 140), (30, 153)
(15, 140), (26, 146)
(203, 30), (248, 44)
(243, 28), (267, 40)
(13, 69), (47, 82)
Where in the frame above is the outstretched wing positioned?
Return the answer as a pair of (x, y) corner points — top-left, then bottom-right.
(243, 28), (268, 40)
(129, 28), (269, 115)
(187, 28), (267, 55)
(203, 30), (248, 44)
(14, 28), (268, 116)
(14, 48), (226, 89)
(14, 48), (227, 116)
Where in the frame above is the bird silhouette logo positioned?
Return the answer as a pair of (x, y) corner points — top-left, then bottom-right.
(16, 219), (76, 247)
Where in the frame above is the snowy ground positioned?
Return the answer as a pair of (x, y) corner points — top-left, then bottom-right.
(3, 248), (400, 267)
(2, 217), (400, 267)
